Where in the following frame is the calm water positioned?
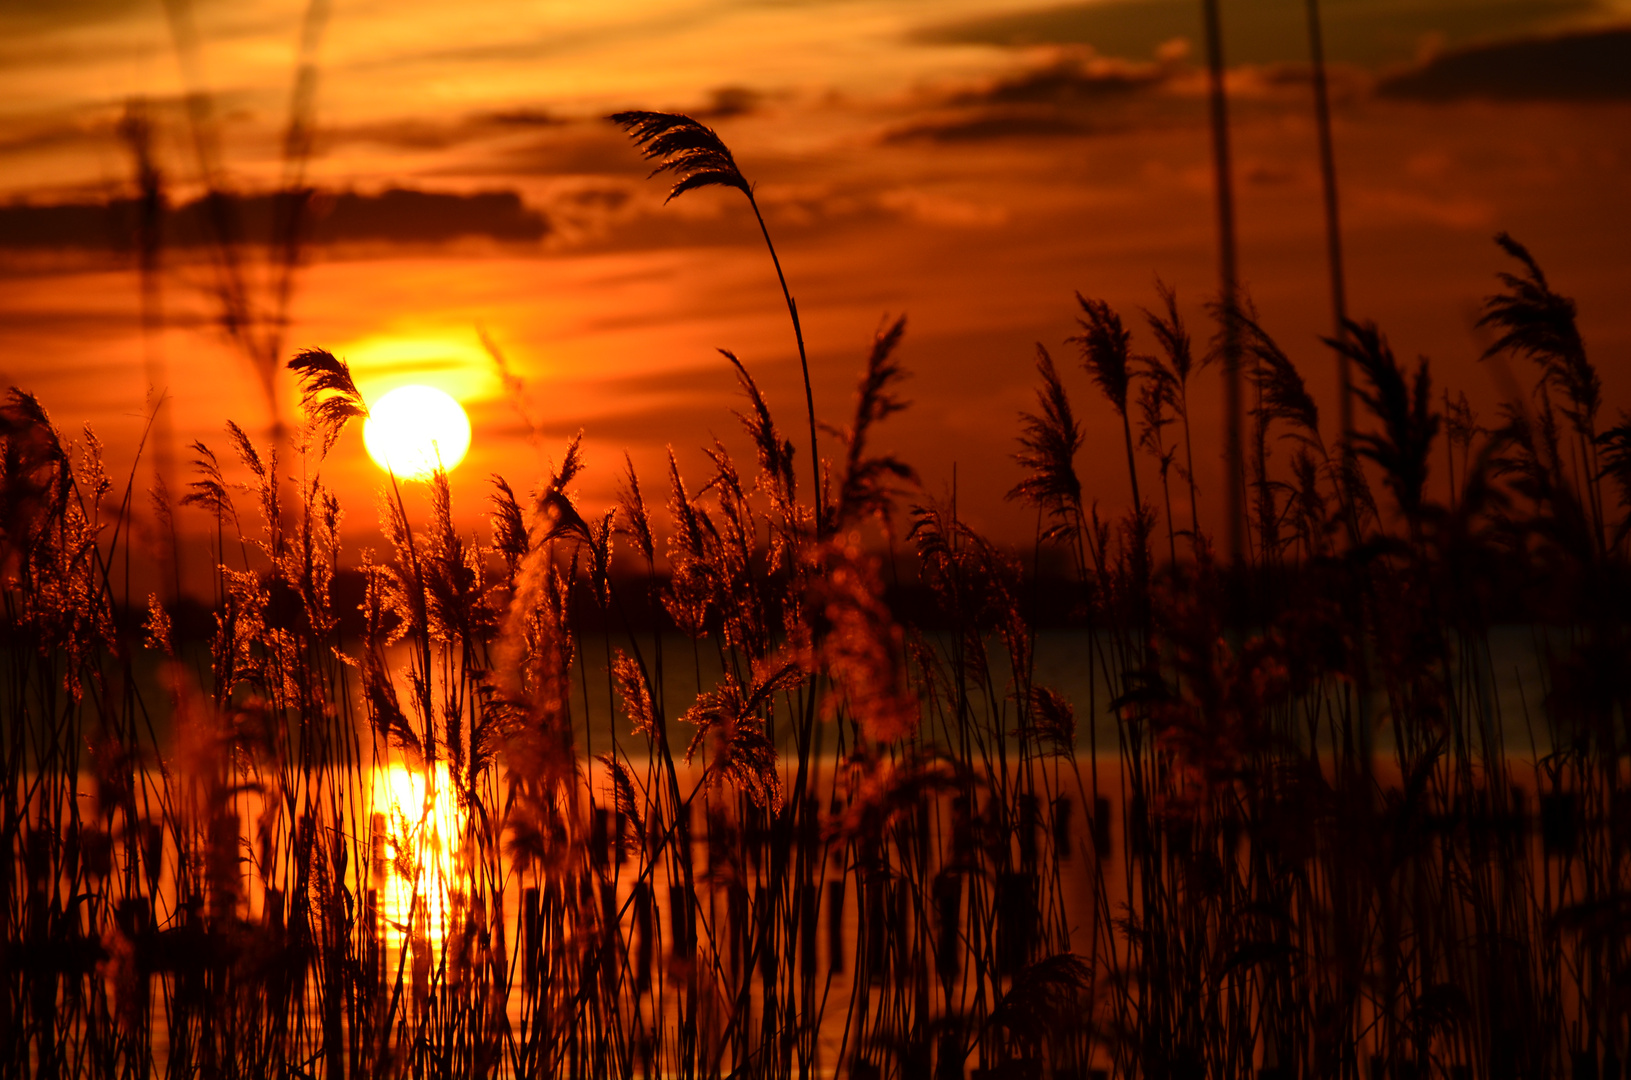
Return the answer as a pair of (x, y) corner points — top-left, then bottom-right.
(567, 625), (1567, 755)
(13, 621), (1584, 1076)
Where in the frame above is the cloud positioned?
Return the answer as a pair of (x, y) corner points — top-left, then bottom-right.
(883, 48), (1172, 144)
(1377, 26), (1631, 101)
(1350, 186), (1497, 229)
(0, 118), (105, 158)
(321, 109), (567, 153)
(311, 189), (547, 244)
(0, 306), (214, 335)
(883, 112), (1094, 144)
(481, 125), (657, 178)
(947, 51), (1169, 107)
(876, 190), (1008, 227)
(0, 186), (549, 250)
(0, 0), (147, 29)
(913, 0), (1200, 58)
(912, 0), (1601, 68)
(695, 86), (763, 120)
(414, 91), (768, 183)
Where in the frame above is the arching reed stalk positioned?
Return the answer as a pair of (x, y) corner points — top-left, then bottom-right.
(610, 111), (826, 527)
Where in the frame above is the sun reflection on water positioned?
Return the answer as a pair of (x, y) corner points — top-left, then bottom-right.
(368, 762), (467, 951)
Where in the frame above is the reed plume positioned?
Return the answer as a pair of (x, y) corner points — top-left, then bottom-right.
(1481, 233), (1606, 549)
(1137, 359), (1181, 563)
(1480, 233), (1597, 438)
(178, 439), (237, 524)
(1327, 320), (1439, 524)
(1010, 344), (1084, 546)
(608, 110), (750, 202)
(1236, 302), (1321, 446)
(1072, 294), (1147, 536)
(803, 536), (917, 744)
(679, 662), (803, 812)
(831, 315), (917, 532)
(1144, 280), (1202, 544)
(489, 474), (528, 581)
(611, 109), (824, 521)
(612, 649), (658, 740)
(287, 346), (367, 455)
(615, 452), (656, 568)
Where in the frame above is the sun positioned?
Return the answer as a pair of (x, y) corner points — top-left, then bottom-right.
(363, 385), (472, 479)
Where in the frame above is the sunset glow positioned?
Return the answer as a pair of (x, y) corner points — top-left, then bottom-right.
(4, 0), (1631, 1071)
(0, 2), (1626, 540)
(363, 385), (472, 479)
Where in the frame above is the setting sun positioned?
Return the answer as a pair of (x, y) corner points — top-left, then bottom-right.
(363, 385), (472, 479)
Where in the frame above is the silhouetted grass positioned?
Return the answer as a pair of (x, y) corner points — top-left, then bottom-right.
(2, 110), (1627, 1080)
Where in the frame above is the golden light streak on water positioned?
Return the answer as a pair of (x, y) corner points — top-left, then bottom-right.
(368, 762), (468, 951)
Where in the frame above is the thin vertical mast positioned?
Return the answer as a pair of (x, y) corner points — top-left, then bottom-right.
(1306, 0), (1352, 447)
(1202, 0), (1244, 567)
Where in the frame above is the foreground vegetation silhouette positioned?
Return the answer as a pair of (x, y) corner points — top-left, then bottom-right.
(2, 114), (1628, 1080)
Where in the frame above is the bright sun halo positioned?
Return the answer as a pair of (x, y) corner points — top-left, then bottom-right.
(363, 385), (472, 479)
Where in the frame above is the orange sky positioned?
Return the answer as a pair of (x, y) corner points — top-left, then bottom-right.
(2, 0), (1630, 587)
